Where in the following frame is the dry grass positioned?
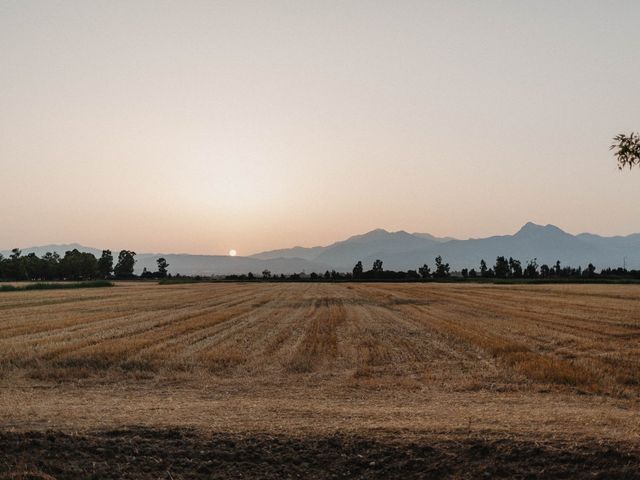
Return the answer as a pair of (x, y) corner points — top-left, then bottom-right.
(1, 282), (639, 442)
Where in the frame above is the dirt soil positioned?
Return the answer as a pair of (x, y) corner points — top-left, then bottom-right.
(2, 428), (639, 480)
(3, 283), (640, 478)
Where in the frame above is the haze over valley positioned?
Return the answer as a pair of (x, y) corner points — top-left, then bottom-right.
(6, 222), (639, 275)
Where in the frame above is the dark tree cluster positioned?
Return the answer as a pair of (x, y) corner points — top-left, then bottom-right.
(472, 257), (617, 280)
(296, 257), (449, 282)
(0, 248), (169, 281)
(600, 267), (640, 278)
(140, 257), (170, 280)
(223, 256), (636, 283)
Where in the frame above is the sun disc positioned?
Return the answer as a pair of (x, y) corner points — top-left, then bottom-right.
(229, 249), (237, 257)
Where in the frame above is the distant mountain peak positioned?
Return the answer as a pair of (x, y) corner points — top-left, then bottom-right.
(516, 222), (565, 236)
(364, 228), (390, 235)
(345, 228), (391, 242)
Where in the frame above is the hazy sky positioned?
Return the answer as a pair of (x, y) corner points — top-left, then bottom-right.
(2, 1), (639, 255)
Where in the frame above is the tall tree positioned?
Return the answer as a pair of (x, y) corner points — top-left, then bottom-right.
(418, 264), (431, 279)
(42, 252), (61, 280)
(97, 250), (114, 278)
(114, 250), (136, 278)
(157, 257), (169, 278)
(433, 255), (450, 278)
(480, 259), (488, 277)
(554, 260), (562, 276)
(59, 249), (98, 280)
(524, 258), (539, 278)
(7, 248), (26, 280)
(494, 256), (510, 278)
(611, 132), (640, 169)
(540, 264), (551, 278)
(352, 261), (363, 279)
(508, 257), (523, 278)
(372, 259), (383, 272)
(23, 253), (44, 280)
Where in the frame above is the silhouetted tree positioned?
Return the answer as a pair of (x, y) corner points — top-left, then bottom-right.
(469, 268), (477, 277)
(540, 264), (551, 278)
(585, 263), (597, 277)
(114, 250), (136, 278)
(59, 249), (98, 280)
(97, 250), (113, 278)
(6, 249), (26, 280)
(461, 268), (468, 278)
(418, 264), (431, 279)
(433, 255), (450, 278)
(611, 132), (640, 169)
(22, 253), (44, 280)
(372, 259), (383, 272)
(524, 258), (539, 278)
(508, 257), (522, 278)
(42, 252), (61, 280)
(352, 261), (363, 279)
(262, 269), (271, 280)
(554, 260), (562, 276)
(480, 259), (489, 277)
(494, 256), (510, 279)
(157, 258), (169, 278)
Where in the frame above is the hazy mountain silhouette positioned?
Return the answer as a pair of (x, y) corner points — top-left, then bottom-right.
(254, 229), (447, 268)
(252, 223), (640, 271)
(250, 245), (326, 261)
(5, 223), (639, 274)
(317, 229), (442, 268)
(411, 232), (456, 242)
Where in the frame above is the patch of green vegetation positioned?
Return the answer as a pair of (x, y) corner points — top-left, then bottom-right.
(0, 280), (114, 292)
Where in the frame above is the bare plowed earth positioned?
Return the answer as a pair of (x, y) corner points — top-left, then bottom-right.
(1, 428), (639, 480)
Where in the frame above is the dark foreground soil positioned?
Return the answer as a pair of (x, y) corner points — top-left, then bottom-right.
(1, 428), (639, 479)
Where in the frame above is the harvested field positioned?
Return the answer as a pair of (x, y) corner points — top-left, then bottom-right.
(1, 282), (640, 478)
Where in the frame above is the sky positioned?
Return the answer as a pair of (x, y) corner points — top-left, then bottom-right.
(1, 1), (639, 255)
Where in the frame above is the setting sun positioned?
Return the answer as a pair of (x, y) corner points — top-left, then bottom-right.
(228, 249), (237, 257)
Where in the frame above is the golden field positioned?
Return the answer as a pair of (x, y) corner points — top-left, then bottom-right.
(1, 282), (639, 478)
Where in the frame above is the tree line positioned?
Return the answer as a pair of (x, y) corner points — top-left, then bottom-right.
(0, 248), (169, 281)
(349, 256), (610, 280)
(220, 256), (638, 282)
(2, 248), (638, 283)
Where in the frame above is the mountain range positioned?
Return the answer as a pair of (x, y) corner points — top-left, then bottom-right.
(3, 223), (639, 275)
(252, 223), (640, 272)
